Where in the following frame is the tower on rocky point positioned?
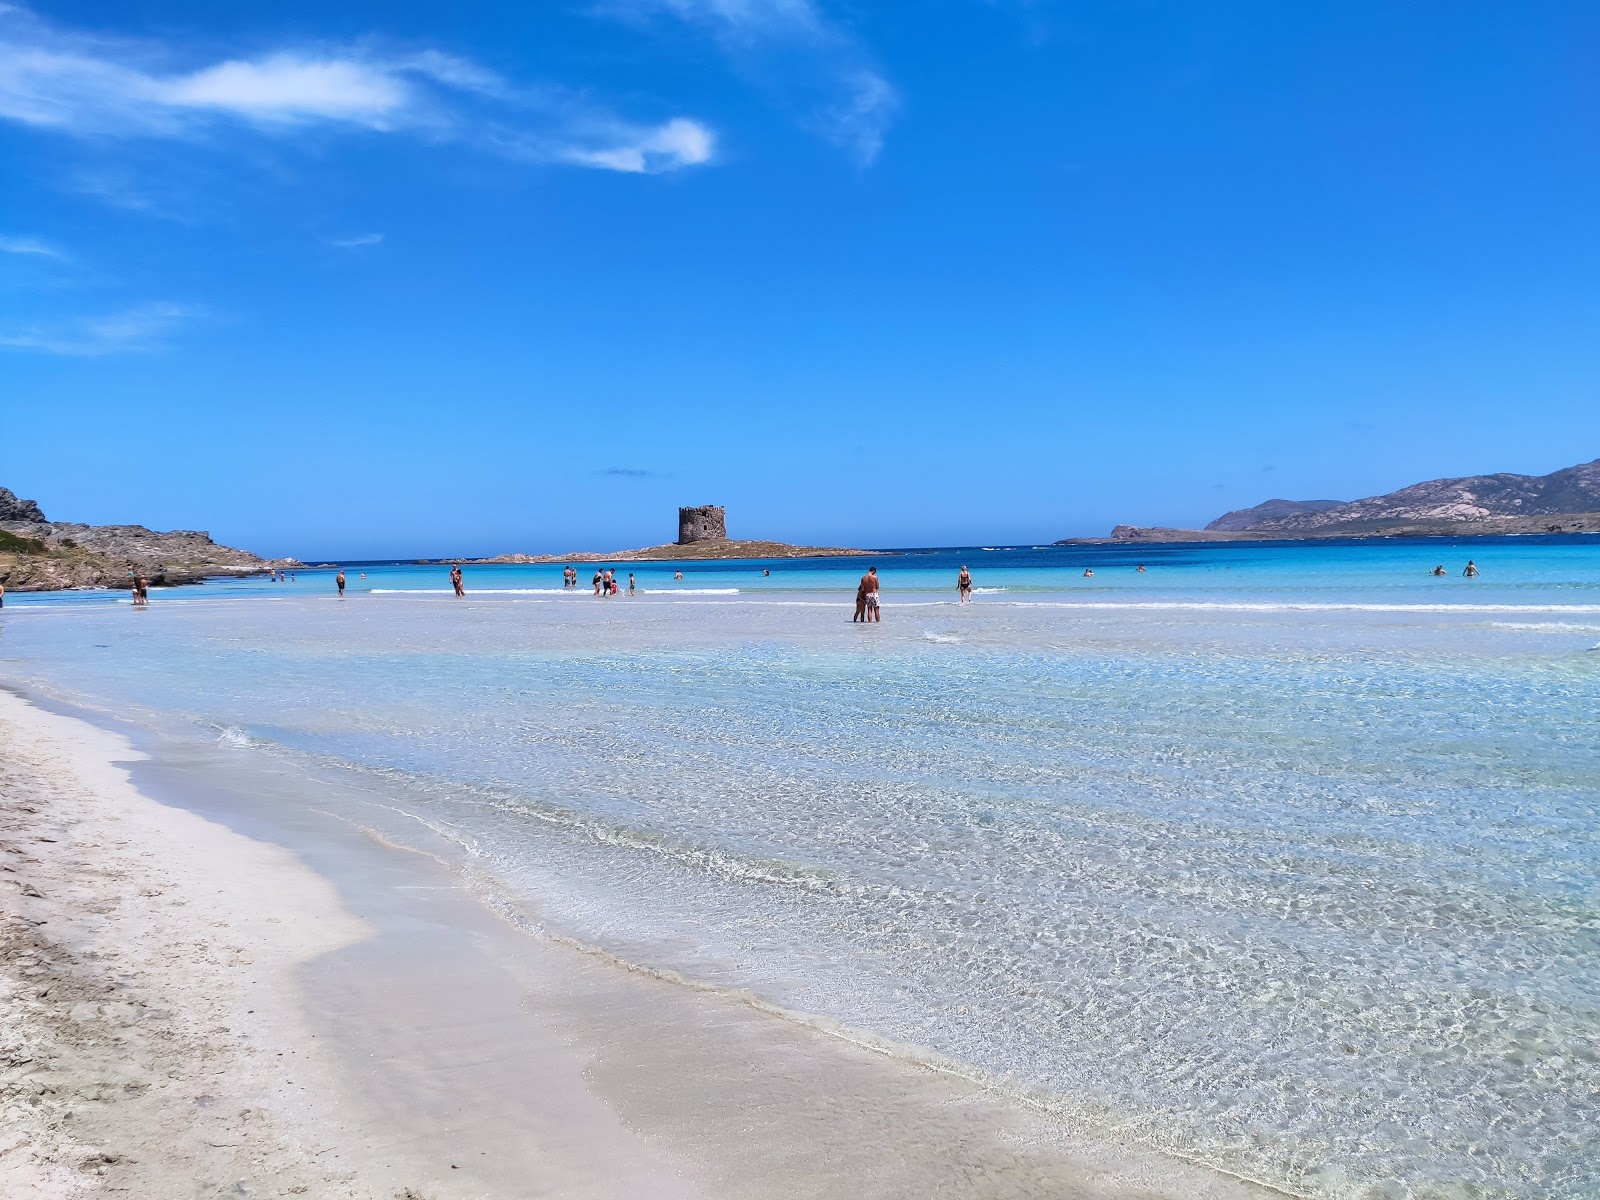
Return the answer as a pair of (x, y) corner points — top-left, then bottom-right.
(677, 505), (728, 544)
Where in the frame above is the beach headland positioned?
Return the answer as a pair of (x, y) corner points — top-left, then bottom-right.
(0, 686), (1275, 1200)
(0, 487), (295, 593)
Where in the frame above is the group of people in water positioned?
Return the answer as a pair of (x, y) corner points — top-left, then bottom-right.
(118, 556), (1491, 611)
(571, 567), (636, 596)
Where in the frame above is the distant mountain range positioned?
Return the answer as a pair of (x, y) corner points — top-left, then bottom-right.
(1094, 459), (1600, 543)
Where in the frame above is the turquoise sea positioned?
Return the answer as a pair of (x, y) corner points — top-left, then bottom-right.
(3, 536), (1598, 1198)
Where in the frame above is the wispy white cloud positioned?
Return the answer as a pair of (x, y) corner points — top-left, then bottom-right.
(0, 301), (202, 355)
(0, 6), (715, 173)
(328, 232), (384, 248)
(0, 233), (65, 258)
(607, 0), (897, 164)
(562, 117), (714, 173)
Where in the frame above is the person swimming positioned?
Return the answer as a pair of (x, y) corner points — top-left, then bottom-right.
(1083, 568), (1094, 578)
(1430, 565), (1447, 576)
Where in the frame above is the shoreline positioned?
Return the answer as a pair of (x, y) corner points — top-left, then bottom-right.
(0, 685), (1282, 1199)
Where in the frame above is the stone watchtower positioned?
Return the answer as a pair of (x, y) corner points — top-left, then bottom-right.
(677, 505), (728, 545)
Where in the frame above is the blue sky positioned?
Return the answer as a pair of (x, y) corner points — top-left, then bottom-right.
(3, 1), (1598, 558)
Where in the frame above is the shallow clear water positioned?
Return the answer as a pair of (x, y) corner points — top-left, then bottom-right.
(4, 539), (1598, 1197)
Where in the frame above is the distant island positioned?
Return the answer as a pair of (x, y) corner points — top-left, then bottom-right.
(460, 505), (870, 564)
(1073, 458), (1600, 543)
(0, 487), (294, 592)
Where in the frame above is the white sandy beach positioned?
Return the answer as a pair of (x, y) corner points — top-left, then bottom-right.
(0, 687), (1280, 1199)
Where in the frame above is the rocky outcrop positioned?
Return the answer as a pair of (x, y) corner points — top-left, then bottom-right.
(1099, 525), (1255, 543)
(0, 487), (47, 524)
(1206, 498), (1344, 532)
(678, 505), (728, 544)
(0, 487), (297, 592)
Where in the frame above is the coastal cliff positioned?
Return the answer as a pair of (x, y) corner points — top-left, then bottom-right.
(1092, 459), (1600, 542)
(0, 488), (296, 592)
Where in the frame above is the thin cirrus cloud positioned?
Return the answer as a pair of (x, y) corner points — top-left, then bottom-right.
(0, 301), (203, 356)
(0, 233), (66, 258)
(0, 6), (716, 173)
(607, 0), (898, 164)
(329, 233), (384, 249)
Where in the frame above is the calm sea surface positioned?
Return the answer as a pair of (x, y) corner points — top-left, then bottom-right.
(4, 538), (1598, 1198)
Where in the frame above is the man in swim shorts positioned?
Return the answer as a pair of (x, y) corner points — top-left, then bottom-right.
(336, 568), (345, 597)
(862, 567), (881, 622)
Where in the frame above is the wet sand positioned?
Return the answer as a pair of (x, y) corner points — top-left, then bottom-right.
(0, 688), (1281, 1199)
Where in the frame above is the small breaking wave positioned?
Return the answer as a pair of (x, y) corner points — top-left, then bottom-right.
(1487, 621), (1600, 633)
(922, 631), (962, 644)
(371, 588), (567, 595)
(641, 588), (741, 595)
(1004, 601), (1600, 614)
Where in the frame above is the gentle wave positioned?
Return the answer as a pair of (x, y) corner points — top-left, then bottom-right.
(1487, 621), (1600, 632)
(641, 588), (741, 595)
(997, 600), (1600, 614)
(371, 588), (567, 594)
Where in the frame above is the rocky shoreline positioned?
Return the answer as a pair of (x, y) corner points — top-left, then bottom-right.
(0, 488), (296, 593)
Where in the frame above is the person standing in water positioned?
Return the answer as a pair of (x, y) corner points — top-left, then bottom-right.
(957, 565), (973, 604)
(628, 572), (636, 596)
(862, 566), (881, 622)
(1463, 560), (1480, 578)
(1430, 565), (1447, 576)
(336, 568), (346, 597)
(450, 564), (465, 596)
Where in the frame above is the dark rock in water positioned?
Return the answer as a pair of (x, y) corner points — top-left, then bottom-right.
(0, 487), (47, 524)
(1206, 498), (1344, 532)
(678, 504), (728, 544)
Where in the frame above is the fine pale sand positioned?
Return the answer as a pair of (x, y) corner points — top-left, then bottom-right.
(0, 688), (1281, 1200)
